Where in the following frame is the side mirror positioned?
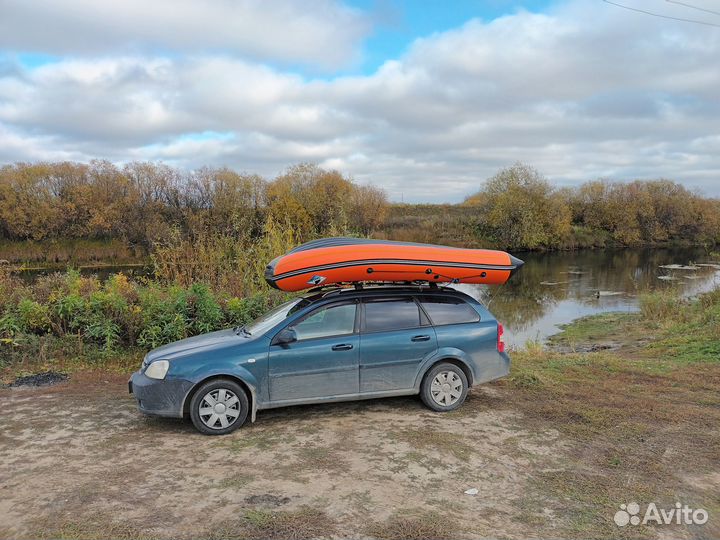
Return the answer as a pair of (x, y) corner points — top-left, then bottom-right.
(273, 327), (297, 345)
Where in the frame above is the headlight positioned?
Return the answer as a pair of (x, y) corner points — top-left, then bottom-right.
(145, 360), (169, 380)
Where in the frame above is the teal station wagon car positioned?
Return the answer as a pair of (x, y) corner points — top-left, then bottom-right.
(129, 285), (510, 435)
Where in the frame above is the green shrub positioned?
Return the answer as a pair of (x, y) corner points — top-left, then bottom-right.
(226, 294), (272, 326)
(0, 312), (21, 338)
(0, 270), (291, 356)
(54, 293), (86, 334)
(17, 298), (51, 333)
(186, 283), (223, 334)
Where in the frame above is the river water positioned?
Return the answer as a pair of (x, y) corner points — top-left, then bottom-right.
(455, 247), (720, 347)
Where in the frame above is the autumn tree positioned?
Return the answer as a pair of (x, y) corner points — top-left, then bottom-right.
(348, 184), (388, 234)
(267, 163), (351, 239)
(465, 163), (571, 249)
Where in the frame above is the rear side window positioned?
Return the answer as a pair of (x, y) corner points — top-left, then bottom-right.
(363, 298), (423, 332)
(419, 296), (480, 325)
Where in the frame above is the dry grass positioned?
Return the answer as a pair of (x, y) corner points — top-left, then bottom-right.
(639, 288), (686, 322)
(365, 511), (459, 540)
(33, 498), (336, 540)
(392, 427), (474, 461)
(210, 507), (337, 540)
(31, 513), (152, 540)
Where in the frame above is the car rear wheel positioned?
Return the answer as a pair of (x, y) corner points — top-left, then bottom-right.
(190, 379), (249, 435)
(420, 363), (468, 412)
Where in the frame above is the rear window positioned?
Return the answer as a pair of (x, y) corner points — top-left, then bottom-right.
(363, 298), (422, 332)
(419, 296), (480, 325)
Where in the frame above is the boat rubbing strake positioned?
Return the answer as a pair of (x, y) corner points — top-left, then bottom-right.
(265, 238), (524, 292)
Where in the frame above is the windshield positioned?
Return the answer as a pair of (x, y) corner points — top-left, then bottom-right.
(244, 297), (310, 336)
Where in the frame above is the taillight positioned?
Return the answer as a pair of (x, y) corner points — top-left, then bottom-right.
(497, 323), (505, 352)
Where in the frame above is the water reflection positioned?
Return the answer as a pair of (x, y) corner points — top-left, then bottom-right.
(456, 248), (720, 347)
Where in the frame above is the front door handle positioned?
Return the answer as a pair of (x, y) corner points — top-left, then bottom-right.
(411, 335), (431, 342)
(331, 343), (354, 351)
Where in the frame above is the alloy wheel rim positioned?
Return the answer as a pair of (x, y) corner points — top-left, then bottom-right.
(199, 388), (241, 429)
(430, 371), (463, 406)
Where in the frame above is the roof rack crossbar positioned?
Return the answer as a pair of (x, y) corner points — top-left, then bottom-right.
(307, 280), (456, 296)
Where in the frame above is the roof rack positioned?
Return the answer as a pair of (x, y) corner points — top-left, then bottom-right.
(305, 281), (454, 297)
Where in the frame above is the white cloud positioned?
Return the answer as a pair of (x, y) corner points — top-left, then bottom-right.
(0, 0), (719, 202)
(0, 0), (370, 70)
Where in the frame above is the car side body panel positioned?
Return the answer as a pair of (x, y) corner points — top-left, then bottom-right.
(268, 334), (360, 400)
(358, 327), (438, 392)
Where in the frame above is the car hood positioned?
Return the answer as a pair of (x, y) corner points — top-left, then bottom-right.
(145, 329), (251, 362)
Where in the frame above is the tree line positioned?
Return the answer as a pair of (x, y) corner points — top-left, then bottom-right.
(1, 161), (718, 251)
(384, 164), (720, 250)
(0, 161), (388, 247)
(466, 164), (720, 249)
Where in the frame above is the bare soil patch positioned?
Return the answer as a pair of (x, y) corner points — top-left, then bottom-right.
(0, 373), (565, 539)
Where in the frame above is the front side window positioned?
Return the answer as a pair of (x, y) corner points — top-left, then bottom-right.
(363, 297), (423, 332)
(419, 296), (480, 325)
(245, 298), (310, 336)
(291, 303), (357, 341)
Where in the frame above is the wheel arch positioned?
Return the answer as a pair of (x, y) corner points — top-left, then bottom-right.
(417, 356), (474, 389)
(182, 374), (258, 422)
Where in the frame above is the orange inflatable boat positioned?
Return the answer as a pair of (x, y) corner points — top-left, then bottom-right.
(265, 238), (524, 292)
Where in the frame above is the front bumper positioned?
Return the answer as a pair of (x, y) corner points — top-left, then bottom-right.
(129, 371), (194, 418)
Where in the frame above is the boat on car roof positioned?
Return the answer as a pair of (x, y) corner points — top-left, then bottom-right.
(265, 237), (524, 292)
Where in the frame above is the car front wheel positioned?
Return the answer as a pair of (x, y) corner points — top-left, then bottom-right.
(190, 379), (249, 435)
(420, 363), (468, 412)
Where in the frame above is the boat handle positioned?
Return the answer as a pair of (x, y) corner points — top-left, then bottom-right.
(331, 344), (354, 351)
(411, 335), (431, 342)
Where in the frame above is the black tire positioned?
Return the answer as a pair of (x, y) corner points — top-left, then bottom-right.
(189, 378), (249, 435)
(420, 362), (469, 412)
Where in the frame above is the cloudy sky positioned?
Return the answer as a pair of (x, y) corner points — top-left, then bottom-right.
(0, 0), (718, 202)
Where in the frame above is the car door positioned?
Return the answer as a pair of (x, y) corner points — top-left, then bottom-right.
(359, 296), (438, 392)
(268, 300), (359, 402)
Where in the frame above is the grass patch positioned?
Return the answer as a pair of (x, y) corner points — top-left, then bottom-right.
(226, 427), (295, 452)
(392, 428), (474, 461)
(639, 288), (684, 322)
(496, 288), (720, 538)
(292, 443), (350, 472)
(548, 311), (638, 347)
(217, 472), (255, 490)
(210, 507), (337, 540)
(365, 510), (458, 540)
(32, 513), (151, 540)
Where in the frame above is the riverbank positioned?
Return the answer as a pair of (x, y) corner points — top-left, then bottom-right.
(504, 289), (720, 537)
(1, 288), (718, 539)
(379, 203), (720, 252)
(1, 234), (717, 271)
(0, 238), (147, 266)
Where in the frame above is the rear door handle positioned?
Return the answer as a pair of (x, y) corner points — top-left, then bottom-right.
(331, 344), (354, 351)
(411, 335), (431, 342)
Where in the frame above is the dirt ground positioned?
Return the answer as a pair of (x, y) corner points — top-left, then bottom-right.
(0, 372), (568, 540)
(0, 359), (717, 540)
